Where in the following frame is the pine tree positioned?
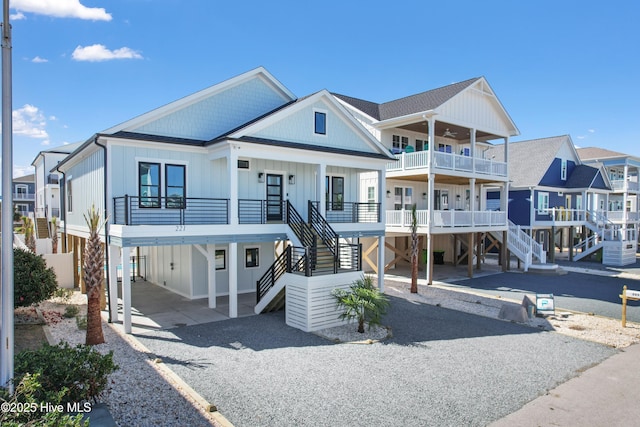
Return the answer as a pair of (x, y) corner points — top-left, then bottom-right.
(83, 205), (105, 345)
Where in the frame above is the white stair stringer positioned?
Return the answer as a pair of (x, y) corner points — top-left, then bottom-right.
(572, 233), (604, 261)
(254, 274), (288, 314)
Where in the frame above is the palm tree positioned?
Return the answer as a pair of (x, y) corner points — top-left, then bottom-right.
(50, 217), (58, 254)
(332, 276), (389, 333)
(22, 216), (36, 253)
(83, 205), (105, 345)
(410, 204), (419, 293)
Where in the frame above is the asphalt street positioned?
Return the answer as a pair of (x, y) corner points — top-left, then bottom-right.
(447, 270), (640, 322)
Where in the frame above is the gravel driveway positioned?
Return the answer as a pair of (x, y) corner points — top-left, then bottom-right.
(135, 294), (615, 427)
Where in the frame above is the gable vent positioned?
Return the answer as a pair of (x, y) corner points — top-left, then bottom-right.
(238, 160), (250, 169)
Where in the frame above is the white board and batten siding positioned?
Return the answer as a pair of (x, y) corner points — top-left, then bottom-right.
(64, 149), (105, 229)
(603, 241), (637, 266)
(285, 271), (364, 333)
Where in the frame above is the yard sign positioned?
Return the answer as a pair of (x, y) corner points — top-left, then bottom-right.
(620, 285), (640, 328)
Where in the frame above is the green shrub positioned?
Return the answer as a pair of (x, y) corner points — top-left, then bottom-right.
(63, 305), (79, 318)
(332, 275), (389, 333)
(53, 287), (74, 302)
(14, 248), (58, 307)
(76, 315), (87, 330)
(15, 343), (118, 404)
(0, 373), (88, 426)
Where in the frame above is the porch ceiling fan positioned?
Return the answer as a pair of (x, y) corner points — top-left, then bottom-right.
(442, 128), (457, 138)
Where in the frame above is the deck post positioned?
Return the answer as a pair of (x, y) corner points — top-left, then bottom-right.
(121, 246), (132, 333)
(229, 242), (238, 318)
(108, 245), (119, 323)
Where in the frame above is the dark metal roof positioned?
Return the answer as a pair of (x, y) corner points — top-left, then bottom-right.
(230, 136), (393, 160)
(334, 77), (480, 121)
(111, 131), (206, 146)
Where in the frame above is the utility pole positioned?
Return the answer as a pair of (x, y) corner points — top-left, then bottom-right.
(1, 0), (14, 393)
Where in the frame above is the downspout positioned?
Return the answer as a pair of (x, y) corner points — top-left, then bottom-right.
(94, 136), (112, 323)
(54, 165), (66, 252)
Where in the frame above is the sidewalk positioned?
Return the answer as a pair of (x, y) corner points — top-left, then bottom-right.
(490, 342), (640, 427)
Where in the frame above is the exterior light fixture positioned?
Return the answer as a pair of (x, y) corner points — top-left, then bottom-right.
(258, 172), (265, 183)
(288, 175), (295, 185)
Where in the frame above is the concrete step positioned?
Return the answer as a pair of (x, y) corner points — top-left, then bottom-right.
(526, 263), (568, 276)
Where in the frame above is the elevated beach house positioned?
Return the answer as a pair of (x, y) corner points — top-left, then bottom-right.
(487, 135), (636, 266)
(334, 77), (527, 281)
(54, 68), (394, 333)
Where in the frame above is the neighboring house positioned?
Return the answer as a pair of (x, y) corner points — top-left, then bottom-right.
(487, 135), (636, 266)
(32, 142), (83, 220)
(12, 174), (36, 218)
(335, 77), (522, 281)
(577, 147), (640, 239)
(54, 67), (394, 333)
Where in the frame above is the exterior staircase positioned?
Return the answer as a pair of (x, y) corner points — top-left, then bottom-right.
(255, 201), (361, 314)
(35, 217), (50, 239)
(491, 220), (548, 272)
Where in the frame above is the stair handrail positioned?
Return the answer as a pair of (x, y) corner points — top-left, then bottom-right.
(507, 220), (544, 264)
(256, 245), (310, 303)
(308, 201), (338, 256)
(286, 201), (316, 249)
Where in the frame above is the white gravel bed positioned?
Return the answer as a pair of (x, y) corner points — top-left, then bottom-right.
(39, 294), (223, 427)
(34, 279), (640, 425)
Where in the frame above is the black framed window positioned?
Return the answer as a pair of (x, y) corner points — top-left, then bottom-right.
(165, 164), (186, 208)
(315, 111), (326, 135)
(245, 247), (259, 268)
(331, 176), (344, 211)
(139, 162), (161, 208)
(215, 249), (226, 270)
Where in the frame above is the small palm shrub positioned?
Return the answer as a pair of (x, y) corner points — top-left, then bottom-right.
(14, 342), (118, 404)
(14, 248), (58, 307)
(332, 275), (389, 333)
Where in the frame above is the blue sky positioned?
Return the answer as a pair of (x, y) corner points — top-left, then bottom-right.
(4, 0), (640, 178)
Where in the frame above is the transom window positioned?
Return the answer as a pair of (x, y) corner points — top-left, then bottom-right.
(314, 111), (326, 135)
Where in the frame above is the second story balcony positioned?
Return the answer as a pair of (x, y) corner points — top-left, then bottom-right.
(610, 179), (640, 193)
(386, 150), (507, 178)
(386, 209), (507, 232)
(113, 195), (229, 225)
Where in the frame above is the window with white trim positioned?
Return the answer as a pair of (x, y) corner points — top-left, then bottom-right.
(314, 111), (326, 135)
(561, 159), (567, 180)
(367, 186), (376, 212)
(537, 192), (549, 214)
(394, 186), (413, 210)
(392, 135), (409, 151)
(66, 177), (73, 213)
(415, 139), (428, 152)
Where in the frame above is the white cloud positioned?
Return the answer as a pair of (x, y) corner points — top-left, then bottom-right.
(72, 44), (143, 62)
(12, 104), (49, 139)
(32, 56), (48, 63)
(588, 129), (595, 133)
(10, 12), (26, 20)
(576, 135), (586, 140)
(13, 165), (35, 179)
(11, 0), (112, 21)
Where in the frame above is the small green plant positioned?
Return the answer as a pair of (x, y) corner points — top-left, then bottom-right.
(53, 287), (74, 302)
(76, 315), (87, 330)
(63, 305), (79, 318)
(14, 248), (58, 307)
(0, 373), (88, 426)
(14, 342), (118, 404)
(332, 275), (390, 333)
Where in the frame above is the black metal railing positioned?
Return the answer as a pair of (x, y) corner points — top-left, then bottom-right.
(287, 201), (316, 249)
(113, 195), (229, 225)
(238, 199), (290, 224)
(311, 201), (380, 223)
(308, 201), (338, 256)
(256, 244), (362, 303)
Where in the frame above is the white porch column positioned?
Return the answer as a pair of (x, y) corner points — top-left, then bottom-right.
(378, 168), (386, 225)
(207, 244), (216, 309)
(377, 235), (385, 292)
(121, 246), (132, 334)
(228, 148), (239, 226)
(195, 244), (217, 309)
(108, 245), (120, 323)
(316, 163), (326, 217)
(470, 128), (476, 172)
(229, 242), (238, 318)
(470, 178), (476, 226)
